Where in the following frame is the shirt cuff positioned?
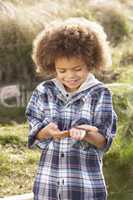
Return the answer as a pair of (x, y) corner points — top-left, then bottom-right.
(28, 118), (50, 148)
(98, 127), (114, 152)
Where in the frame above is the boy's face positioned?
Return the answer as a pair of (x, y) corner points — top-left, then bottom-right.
(55, 57), (90, 92)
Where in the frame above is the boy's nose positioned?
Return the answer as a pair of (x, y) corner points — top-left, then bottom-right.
(67, 71), (75, 78)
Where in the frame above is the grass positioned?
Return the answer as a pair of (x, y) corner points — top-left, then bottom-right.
(0, 106), (26, 124)
(0, 122), (133, 198)
(103, 86), (133, 199)
(0, 124), (40, 197)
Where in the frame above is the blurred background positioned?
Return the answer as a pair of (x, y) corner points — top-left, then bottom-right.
(0, 0), (133, 199)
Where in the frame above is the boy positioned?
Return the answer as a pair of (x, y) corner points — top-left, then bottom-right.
(26, 17), (117, 200)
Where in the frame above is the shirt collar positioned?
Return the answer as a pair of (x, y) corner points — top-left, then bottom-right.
(51, 73), (101, 98)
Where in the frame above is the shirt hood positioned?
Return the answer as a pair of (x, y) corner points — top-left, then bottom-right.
(51, 73), (101, 98)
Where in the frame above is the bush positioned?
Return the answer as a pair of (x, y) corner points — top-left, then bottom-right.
(0, 1), (44, 84)
(103, 84), (133, 198)
(92, 4), (130, 46)
(120, 51), (133, 66)
(0, 0), (132, 86)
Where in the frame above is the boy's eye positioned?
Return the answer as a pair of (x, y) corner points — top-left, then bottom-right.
(56, 66), (82, 73)
(74, 67), (82, 71)
(58, 70), (65, 73)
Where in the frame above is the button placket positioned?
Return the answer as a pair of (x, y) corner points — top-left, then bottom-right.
(62, 179), (64, 185)
(60, 151), (65, 186)
(60, 147), (65, 187)
(61, 152), (64, 158)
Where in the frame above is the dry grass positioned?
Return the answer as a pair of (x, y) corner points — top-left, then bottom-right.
(0, 0), (132, 84)
(0, 124), (40, 197)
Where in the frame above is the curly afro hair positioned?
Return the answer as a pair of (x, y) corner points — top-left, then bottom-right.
(32, 17), (112, 76)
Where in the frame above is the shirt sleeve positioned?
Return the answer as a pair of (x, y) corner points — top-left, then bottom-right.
(25, 88), (51, 149)
(92, 87), (117, 152)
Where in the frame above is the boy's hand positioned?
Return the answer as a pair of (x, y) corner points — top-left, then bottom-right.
(69, 127), (86, 141)
(43, 122), (64, 140)
(37, 122), (70, 140)
(75, 124), (98, 132)
(69, 124), (98, 141)
(73, 124), (106, 149)
(37, 123), (98, 141)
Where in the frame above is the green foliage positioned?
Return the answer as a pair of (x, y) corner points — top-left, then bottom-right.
(0, 134), (21, 145)
(0, 124), (40, 196)
(0, 0), (133, 84)
(57, 1), (95, 21)
(0, 1), (44, 84)
(0, 106), (26, 124)
(93, 5), (130, 46)
(0, 124), (27, 146)
(103, 85), (133, 198)
(0, 153), (11, 176)
(1, 0), (41, 6)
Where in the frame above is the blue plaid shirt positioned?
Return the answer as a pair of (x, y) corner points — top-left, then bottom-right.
(26, 74), (117, 200)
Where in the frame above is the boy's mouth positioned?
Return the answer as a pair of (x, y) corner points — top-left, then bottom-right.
(65, 79), (79, 84)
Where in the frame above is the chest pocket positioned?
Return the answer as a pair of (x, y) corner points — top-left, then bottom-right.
(38, 90), (61, 120)
(71, 96), (93, 126)
(40, 104), (60, 121)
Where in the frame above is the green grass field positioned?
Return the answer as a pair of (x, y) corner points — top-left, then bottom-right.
(0, 120), (133, 199)
(0, 124), (40, 197)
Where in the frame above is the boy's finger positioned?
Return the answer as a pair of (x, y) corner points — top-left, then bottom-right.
(75, 125), (98, 132)
(60, 130), (70, 137)
(80, 130), (86, 140)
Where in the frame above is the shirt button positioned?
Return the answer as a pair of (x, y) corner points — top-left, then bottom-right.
(66, 94), (69, 97)
(61, 153), (64, 158)
(62, 179), (64, 185)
